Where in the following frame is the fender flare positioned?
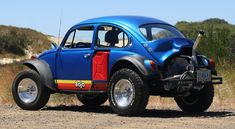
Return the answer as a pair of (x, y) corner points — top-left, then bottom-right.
(111, 55), (160, 79)
(23, 59), (56, 91)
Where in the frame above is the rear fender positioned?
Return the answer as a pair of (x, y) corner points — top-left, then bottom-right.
(111, 55), (160, 79)
(23, 59), (56, 91)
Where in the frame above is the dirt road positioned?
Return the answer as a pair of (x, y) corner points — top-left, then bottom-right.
(0, 104), (235, 129)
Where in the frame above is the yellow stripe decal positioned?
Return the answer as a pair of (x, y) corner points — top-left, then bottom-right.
(55, 80), (92, 84)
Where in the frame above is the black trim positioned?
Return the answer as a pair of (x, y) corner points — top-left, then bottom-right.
(113, 55), (160, 79)
(59, 90), (106, 94)
(23, 59), (56, 91)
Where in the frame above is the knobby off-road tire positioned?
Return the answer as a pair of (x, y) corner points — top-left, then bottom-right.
(175, 84), (214, 113)
(77, 93), (108, 106)
(108, 68), (149, 116)
(12, 70), (50, 110)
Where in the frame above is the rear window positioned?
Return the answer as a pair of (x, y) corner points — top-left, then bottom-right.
(139, 24), (184, 41)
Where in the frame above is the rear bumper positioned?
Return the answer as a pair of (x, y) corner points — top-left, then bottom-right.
(210, 76), (223, 84)
(163, 76), (223, 86)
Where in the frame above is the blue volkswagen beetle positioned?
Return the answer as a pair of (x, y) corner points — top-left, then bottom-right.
(12, 16), (222, 116)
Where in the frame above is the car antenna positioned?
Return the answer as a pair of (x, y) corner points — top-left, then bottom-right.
(57, 9), (63, 46)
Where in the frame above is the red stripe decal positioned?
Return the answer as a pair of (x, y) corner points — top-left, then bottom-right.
(93, 83), (108, 91)
(58, 83), (91, 90)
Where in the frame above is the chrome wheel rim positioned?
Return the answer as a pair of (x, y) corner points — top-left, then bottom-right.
(113, 79), (134, 108)
(17, 78), (38, 104)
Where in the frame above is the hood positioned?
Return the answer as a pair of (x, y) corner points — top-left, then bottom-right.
(144, 38), (193, 65)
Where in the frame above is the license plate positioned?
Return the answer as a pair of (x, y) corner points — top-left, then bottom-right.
(197, 70), (211, 83)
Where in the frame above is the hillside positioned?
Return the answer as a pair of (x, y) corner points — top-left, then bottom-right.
(0, 25), (50, 58)
(175, 18), (235, 65)
(1, 19), (235, 63)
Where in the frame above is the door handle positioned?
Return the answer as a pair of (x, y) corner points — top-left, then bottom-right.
(83, 53), (91, 58)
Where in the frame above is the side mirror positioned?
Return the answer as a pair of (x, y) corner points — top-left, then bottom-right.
(51, 42), (58, 49)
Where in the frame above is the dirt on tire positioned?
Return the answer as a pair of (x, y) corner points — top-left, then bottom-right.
(0, 104), (235, 129)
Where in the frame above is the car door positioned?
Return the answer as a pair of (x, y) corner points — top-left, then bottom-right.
(56, 26), (94, 90)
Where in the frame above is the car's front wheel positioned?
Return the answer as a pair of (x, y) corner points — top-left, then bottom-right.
(108, 68), (149, 116)
(12, 70), (50, 110)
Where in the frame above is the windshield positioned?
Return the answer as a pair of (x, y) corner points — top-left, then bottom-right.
(139, 24), (185, 41)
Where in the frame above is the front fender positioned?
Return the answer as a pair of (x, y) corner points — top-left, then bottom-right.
(23, 59), (56, 91)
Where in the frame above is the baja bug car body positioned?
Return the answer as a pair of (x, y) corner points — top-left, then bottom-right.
(12, 16), (222, 115)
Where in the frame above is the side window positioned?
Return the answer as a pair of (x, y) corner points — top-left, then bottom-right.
(97, 26), (129, 48)
(139, 28), (147, 38)
(64, 31), (75, 48)
(63, 26), (94, 49)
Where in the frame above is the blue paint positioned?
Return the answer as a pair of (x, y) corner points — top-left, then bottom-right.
(38, 16), (195, 81)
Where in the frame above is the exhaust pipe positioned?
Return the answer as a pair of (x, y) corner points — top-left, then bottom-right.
(192, 30), (204, 66)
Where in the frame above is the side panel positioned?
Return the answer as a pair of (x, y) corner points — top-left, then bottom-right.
(56, 49), (94, 91)
(56, 49), (93, 80)
(38, 49), (57, 78)
(108, 38), (156, 75)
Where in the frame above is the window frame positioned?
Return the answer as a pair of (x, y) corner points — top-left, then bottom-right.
(139, 23), (185, 42)
(60, 25), (95, 50)
(95, 24), (131, 49)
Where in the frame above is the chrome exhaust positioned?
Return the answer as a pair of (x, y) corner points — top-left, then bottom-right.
(192, 30), (204, 66)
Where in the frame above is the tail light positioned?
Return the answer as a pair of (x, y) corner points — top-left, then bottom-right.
(150, 60), (156, 71)
(209, 59), (215, 67)
(31, 55), (37, 60)
(144, 60), (157, 71)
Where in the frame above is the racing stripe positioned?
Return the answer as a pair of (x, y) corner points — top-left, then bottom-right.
(56, 80), (92, 84)
(55, 80), (92, 90)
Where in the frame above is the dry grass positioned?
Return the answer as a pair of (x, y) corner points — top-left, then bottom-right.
(0, 63), (24, 103)
(47, 94), (80, 106)
(0, 63), (235, 109)
(213, 65), (235, 109)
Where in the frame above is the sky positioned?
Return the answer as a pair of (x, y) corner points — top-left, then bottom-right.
(0, 0), (234, 37)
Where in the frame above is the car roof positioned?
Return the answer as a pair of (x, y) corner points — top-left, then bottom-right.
(73, 16), (170, 29)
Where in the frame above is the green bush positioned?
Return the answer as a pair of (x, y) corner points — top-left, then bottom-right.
(176, 18), (235, 66)
(0, 25), (50, 56)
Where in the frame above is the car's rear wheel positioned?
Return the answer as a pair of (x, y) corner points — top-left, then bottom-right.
(12, 70), (50, 110)
(76, 93), (107, 106)
(108, 68), (149, 116)
(175, 84), (214, 113)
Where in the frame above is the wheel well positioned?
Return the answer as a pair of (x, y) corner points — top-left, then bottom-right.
(22, 60), (57, 91)
(24, 63), (39, 73)
(110, 60), (142, 78)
